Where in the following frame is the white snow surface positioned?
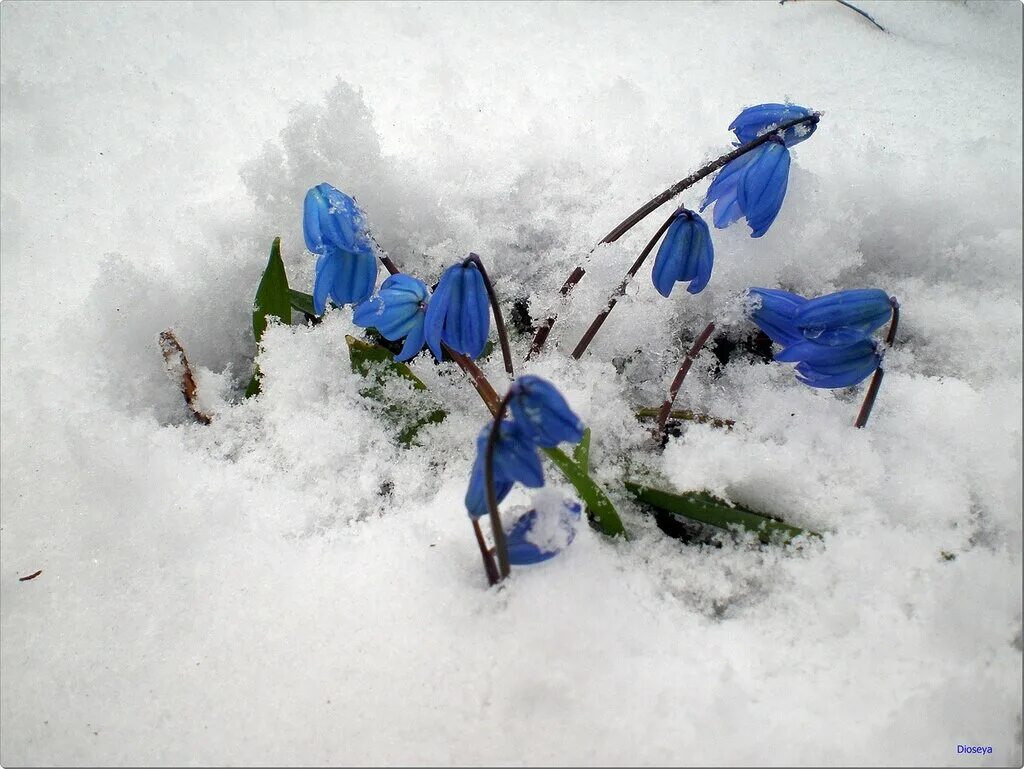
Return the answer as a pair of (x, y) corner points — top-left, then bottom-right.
(1, 1), (1021, 765)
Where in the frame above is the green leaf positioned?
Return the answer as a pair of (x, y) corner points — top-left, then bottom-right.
(345, 335), (445, 445)
(545, 446), (627, 539)
(345, 335), (428, 390)
(247, 237), (292, 398)
(244, 373), (260, 398)
(288, 288), (317, 318)
(624, 481), (816, 545)
(253, 237), (291, 342)
(572, 427), (591, 471)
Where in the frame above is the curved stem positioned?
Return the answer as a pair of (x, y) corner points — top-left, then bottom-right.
(854, 297), (899, 429)
(472, 518), (500, 586)
(484, 391), (516, 580)
(530, 112), (820, 355)
(444, 344), (500, 416)
(367, 231), (401, 276)
(464, 253), (515, 378)
(570, 212), (676, 360)
(655, 322), (717, 437)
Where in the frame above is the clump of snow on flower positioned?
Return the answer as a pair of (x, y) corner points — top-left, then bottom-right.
(1, 1), (1021, 766)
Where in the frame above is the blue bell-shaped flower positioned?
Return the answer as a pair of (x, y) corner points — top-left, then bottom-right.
(424, 260), (490, 360)
(505, 494), (582, 565)
(651, 209), (715, 297)
(793, 289), (893, 347)
(776, 338), (882, 389)
(507, 376), (584, 448)
(702, 138), (791, 238)
(464, 420), (544, 518)
(747, 287), (808, 347)
(730, 103), (817, 148)
(303, 183), (378, 312)
(352, 274), (430, 361)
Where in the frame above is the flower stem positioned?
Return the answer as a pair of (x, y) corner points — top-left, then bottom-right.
(368, 231), (401, 277)
(471, 517), (500, 586)
(529, 112), (821, 356)
(854, 297), (899, 429)
(464, 253), (515, 378)
(655, 322), (717, 438)
(484, 391), (516, 580)
(570, 213), (677, 359)
(444, 344), (501, 415)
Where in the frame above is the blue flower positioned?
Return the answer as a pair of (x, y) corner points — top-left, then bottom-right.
(303, 183), (378, 312)
(464, 420), (544, 518)
(651, 209), (715, 297)
(424, 260), (490, 360)
(747, 287), (807, 347)
(508, 376), (584, 448)
(352, 274), (430, 361)
(506, 495), (582, 565)
(702, 138), (791, 238)
(730, 103), (817, 147)
(775, 338), (882, 389)
(793, 289), (893, 347)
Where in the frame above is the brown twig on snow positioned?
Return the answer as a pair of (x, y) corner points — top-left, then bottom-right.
(158, 330), (212, 425)
(18, 570), (43, 582)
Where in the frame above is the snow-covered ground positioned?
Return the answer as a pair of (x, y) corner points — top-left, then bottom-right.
(1, 1), (1021, 765)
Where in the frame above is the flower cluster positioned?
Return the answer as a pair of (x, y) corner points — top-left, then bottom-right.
(649, 103), (817, 300)
(702, 103), (816, 239)
(465, 376), (585, 566)
(304, 183), (492, 363)
(747, 287), (893, 388)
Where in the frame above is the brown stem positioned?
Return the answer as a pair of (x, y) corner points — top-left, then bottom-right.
(527, 267), (586, 358)
(444, 344), (501, 416)
(854, 297), (899, 429)
(655, 322), (717, 437)
(367, 231), (401, 276)
(484, 391), (516, 580)
(158, 330), (212, 425)
(570, 213), (677, 360)
(464, 253), (515, 377)
(472, 518), (500, 586)
(636, 407), (735, 430)
(530, 112), (821, 356)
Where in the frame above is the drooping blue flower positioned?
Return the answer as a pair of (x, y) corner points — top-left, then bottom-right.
(424, 260), (490, 360)
(747, 287), (807, 347)
(352, 274), (430, 361)
(793, 289), (893, 347)
(702, 138), (791, 238)
(464, 420), (544, 518)
(651, 209), (715, 297)
(730, 103), (817, 148)
(505, 495), (582, 565)
(775, 338), (882, 389)
(507, 375), (585, 448)
(303, 183), (378, 313)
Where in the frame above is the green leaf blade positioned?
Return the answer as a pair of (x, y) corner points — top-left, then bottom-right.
(624, 481), (816, 545)
(253, 237), (291, 342)
(545, 446), (627, 539)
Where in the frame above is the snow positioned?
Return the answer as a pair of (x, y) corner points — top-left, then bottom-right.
(1, 1), (1021, 765)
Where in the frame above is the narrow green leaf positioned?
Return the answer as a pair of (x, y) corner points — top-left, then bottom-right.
(288, 288), (317, 318)
(572, 427), (591, 471)
(398, 409), (447, 446)
(346, 335), (446, 445)
(247, 237), (292, 398)
(345, 335), (428, 390)
(624, 481), (816, 544)
(545, 446), (627, 539)
(253, 237), (291, 342)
